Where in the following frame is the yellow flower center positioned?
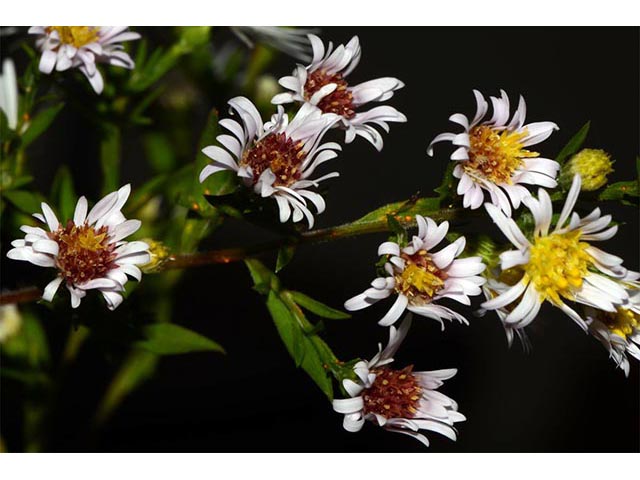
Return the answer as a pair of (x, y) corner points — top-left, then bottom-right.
(47, 26), (100, 48)
(602, 307), (639, 339)
(465, 125), (538, 184)
(394, 250), (446, 303)
(525, 230), (591, 304)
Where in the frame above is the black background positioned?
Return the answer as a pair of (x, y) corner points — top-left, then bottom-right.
(1, 27), (639, 452)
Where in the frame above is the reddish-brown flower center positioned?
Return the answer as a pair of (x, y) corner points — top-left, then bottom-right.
(394, 250), (447, 304)
(304, 70), (355, 119)
(49, 220), (117, 285)
(240, 133), (306, 187)
(363, 366), (422, 419)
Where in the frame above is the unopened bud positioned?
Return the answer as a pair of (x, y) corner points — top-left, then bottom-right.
(562, 148), (614, 191)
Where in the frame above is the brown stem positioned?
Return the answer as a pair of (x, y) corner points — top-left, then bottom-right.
(0, 286), (42, 305)
(0, 207), (463, 304)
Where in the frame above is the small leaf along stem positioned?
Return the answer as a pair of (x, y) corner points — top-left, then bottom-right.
(0, 206), (462, 305)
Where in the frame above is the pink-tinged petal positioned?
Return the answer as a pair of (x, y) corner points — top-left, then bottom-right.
(39, 50), (57, 74)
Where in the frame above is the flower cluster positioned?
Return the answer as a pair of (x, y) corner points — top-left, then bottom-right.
(4, 28), (638, 452)
(200, 34), (407, 228)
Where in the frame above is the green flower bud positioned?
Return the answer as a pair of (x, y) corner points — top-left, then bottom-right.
(561, 148), (614, 191)
(141, 239), (170, 273)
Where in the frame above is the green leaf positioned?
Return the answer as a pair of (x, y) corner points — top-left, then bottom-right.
(289, 291), (350, 320)
(245, 260), (336, 399)
(95, 351), (158, 425)
(100, 125), (121, 195)
(50, 165), (77, 222)
(434, 160), (457, 204)
(245, 258), (281, 293)
(134, 323), (225, 355)
(556, 121), (590, 165)
(2, 189), (46, 215)
(353, 196), (440, 227)
(143, 132), (177, 174)
(266, 290), (305, 366)
(598, 180), (639, 202)
(275, 244), (296, 273)
(21, 102), (64, 148)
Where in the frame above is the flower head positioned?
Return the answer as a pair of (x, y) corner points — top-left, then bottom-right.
(332, 315), (465, 447)
(585, 276), (640, 376)
(28, 26), (140, 94)
(199, 96), (341, 228)
(272, 34), (406, 151)
(0, 58), (18, 131)
(345, 215), (485, 328)
(481, 175), (634, 333)
(7, 185), (150, 310)
(427, 90), (560, 215)
(562, 148), (614, 191)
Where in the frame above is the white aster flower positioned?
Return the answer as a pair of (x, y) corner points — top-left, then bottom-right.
(7, 185), (150, 310)
(230, 26), (316, 62)
(427, 90), (560, 215)
(332, 315), (466, 447)
(0, 58), (19, 130)
(585, 276), (640, 376)
(481, 175), (634, 333)
(345, 215), (486, 328)
(28, 26), (140, 94)
(199, 96), (341, 228)
(272, 34), (406, 151)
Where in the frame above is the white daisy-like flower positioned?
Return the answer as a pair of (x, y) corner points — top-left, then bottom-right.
(344, 215), (486, 328)
(427, 90), (560, 215)
(585, 276), (640, 376)
(6, 185), (150, 310)
(0, 58), (18, 131)
(481, 175), (634, 333)
(230, 26), (315, 62)
(332, 315), (466, 447)
(199, 96), (341, 228)
(271, 34), (406, 151)
(28, 26), (140, 94)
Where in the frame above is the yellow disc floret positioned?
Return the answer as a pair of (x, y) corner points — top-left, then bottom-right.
(47, 27), (100, 48)
(465, 125), (538, 184)
(394, 250), (446, 304)
(525, 230), (591, 304)
(602, 307), (640, 339)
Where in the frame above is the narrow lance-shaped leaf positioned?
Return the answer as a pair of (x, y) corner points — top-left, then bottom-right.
(100, 124), (121, 195)
(51, 165), (77, 222)
(275, 244), (296, 273)
(266, 290), (305, 366)
(556, 121), (590, 165)
(289, 291), (350, 320)
(2, 189), (47, 215)
(20, 102), (64, 149)
(134, 323), (225, 355)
